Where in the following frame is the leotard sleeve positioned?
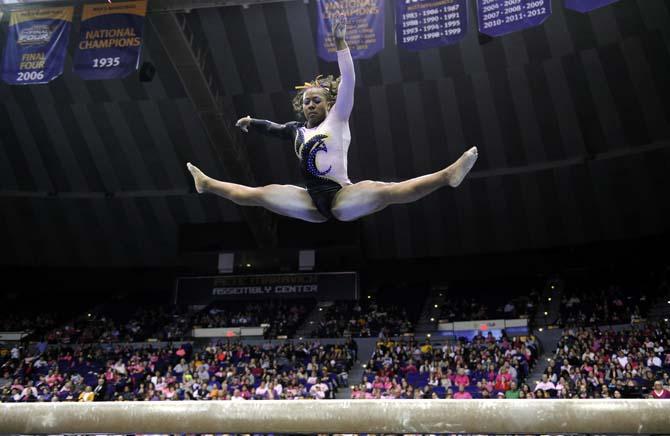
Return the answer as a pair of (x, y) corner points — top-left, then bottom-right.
(331, 48), (355, 121)
(248, 119), (299, 141)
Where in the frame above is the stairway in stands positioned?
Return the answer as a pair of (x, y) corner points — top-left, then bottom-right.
(525, 276), (565, 386)
(646, 291), (670, 322)
(525, 328), (563, 387)
(413, 286), (447, 335)
(336, 338), (379, 399)
(294, 300), (332, 339)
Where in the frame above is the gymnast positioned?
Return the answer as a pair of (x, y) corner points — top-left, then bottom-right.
(187, 15), (478, 223)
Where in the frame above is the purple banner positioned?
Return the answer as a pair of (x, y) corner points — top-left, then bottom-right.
(564, 0), (620, 13)
(317, 0), (385, 62)
(1, 7), (73, 85)
(477, 0), (552, 37)
(396, 0), (468, 51)
(73, 1), (146, 80)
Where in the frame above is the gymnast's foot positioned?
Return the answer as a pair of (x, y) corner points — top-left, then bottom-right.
(186, 162), (210, 193)
(446, 146), (478, 188)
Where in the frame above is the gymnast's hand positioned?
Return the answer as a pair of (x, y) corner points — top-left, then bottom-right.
(236, 115), (251, 133)
(333, 13), (346, 41)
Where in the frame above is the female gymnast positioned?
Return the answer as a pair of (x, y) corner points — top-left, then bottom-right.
(187, 15), (478, 223)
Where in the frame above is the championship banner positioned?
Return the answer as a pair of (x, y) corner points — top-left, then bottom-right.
(396, 0), (468, 51)
(73, 0), (147, 80)
(176, 272), (359, 305)
(564, 0), (620, 13)
(1, 7), (73, 85)
(477, 0), (551, 37)
(317, 0), (384, 62)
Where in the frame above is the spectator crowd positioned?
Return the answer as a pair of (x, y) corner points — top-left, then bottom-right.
(557, 284), (652, 327)
(0, 340), (355, 403)
(352, 332), (538, 399)
(312, 300), (414, 338)
(192, 299), (314, 339)
(535, 323), (670, 399)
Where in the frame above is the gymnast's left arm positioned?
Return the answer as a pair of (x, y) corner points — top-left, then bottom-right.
(331, 14), (355, 121)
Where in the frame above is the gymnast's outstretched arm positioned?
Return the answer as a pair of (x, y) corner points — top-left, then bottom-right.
(235, 116), (297, 141)
(331, 16), (354, 121)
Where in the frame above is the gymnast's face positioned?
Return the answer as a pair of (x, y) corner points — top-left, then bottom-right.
(303, 87), (329, 127)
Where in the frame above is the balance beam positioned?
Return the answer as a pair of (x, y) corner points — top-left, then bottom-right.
(2, 399), (669, 434)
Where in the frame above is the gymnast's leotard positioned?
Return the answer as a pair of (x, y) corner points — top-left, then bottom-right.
(248, 48), (355, 220)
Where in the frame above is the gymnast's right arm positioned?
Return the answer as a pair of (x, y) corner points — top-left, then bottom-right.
(235, 115), (294, 141)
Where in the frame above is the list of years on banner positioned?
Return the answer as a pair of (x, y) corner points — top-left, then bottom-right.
(479, 0), (549, 34)
(400, 0), (464, 45)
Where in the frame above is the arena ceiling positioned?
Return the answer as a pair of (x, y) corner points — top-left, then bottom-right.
(0, 0), (669, 268)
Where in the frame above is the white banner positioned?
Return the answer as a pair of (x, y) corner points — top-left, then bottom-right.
(438, 318), (527, 331)
(192, 327), (265, 338)
(0, 331), (29, 341)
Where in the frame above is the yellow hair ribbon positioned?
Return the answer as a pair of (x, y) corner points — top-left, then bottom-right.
(295, 82), (314, 90)
(294, 75), (325, 90)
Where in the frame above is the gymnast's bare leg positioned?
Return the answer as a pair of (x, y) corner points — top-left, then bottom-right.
(186, 163), (327, 223)
(187, 146), (477, 223)
(330, 146), (478, 222)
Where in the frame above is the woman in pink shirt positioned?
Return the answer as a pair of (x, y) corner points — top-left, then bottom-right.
(495, 368), (512, 391)
(164, 385), (177, 400)
(453, 384), (472, 399)
(46, 371), (63, 387)
(350, 385), (364, 399)
(454, 368), (470, 387)
(372, 376), (385, 390)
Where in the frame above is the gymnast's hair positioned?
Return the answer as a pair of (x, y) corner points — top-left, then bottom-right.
(292, 74), (341, 120)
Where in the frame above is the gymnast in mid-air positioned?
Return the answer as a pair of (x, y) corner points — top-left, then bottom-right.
(187, 14), (478, 223)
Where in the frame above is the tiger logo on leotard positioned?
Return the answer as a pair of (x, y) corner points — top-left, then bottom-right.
(295, 130), (332, 178)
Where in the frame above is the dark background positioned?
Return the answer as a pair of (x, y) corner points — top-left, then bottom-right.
(0, 0), (668, 296)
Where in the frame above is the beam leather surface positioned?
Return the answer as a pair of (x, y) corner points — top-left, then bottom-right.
(2, 399), (670, 434)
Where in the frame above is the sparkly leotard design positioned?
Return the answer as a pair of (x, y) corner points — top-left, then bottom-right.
(247, 48), (355, 219)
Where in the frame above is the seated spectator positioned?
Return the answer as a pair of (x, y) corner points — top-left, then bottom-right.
(495, 367), (512, 391)
(78, 386), (95, 402)
(454, 368), (469, 387)
(505, 381), (520, 398)
(534, 374), (556, 391)
(453, 384), (472, 399)
(650, 381), (670, 399)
